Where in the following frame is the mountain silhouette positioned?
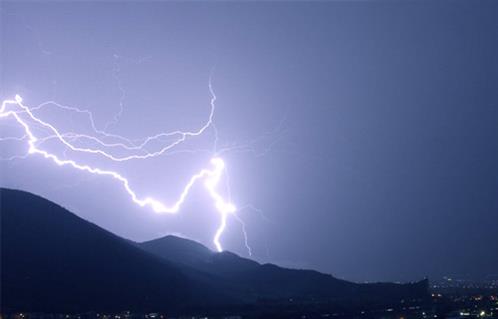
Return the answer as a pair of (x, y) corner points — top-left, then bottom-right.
(0, 188), (230, 314)
(139, 236), (260, 277)
(139, 236), (428, 303)
(0, 188), (428, 314)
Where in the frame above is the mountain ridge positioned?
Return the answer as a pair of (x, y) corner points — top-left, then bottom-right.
(0, 188), (234, 313)
(0, 188), (428, 314)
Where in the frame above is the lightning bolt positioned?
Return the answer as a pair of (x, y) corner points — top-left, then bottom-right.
(0, 86), (241, 253)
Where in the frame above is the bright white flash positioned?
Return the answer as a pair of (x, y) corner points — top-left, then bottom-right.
(0, 89), (244, 253)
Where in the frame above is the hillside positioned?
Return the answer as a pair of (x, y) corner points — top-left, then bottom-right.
(0, 188), (429, 314)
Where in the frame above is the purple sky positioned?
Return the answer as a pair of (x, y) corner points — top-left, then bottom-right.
(1, 1), (498, 282)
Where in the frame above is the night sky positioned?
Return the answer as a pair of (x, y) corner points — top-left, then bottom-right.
(1, 1), (497, 283)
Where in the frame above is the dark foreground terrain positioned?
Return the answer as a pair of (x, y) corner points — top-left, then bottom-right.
(0, 188), (429, 317)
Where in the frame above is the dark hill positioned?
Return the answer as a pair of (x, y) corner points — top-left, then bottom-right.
(1, 188), (429, 315)
(139, 236), (260, 277)
(139, 235), (429, 304)
(0, 188), (228, 314)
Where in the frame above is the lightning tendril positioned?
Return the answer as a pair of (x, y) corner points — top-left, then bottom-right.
(0, 85), (244, 253)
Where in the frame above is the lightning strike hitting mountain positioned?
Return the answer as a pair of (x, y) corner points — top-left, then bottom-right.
(0, 85), (248, 254)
